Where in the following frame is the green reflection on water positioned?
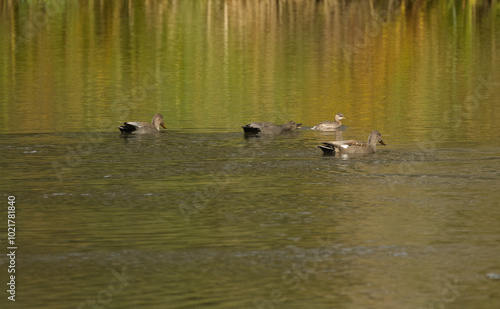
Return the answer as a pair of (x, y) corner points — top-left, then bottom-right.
(0, 0), (499, 141)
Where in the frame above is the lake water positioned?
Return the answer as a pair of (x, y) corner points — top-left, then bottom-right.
(1, 1), (500, 308)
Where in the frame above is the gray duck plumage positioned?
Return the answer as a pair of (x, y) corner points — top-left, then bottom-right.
(118, 113), (166, 134)
(312, 113), (345, 131)
(318, 130), (386, 155)
(242, 121), (300, 134)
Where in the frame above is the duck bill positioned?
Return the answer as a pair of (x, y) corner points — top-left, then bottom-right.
(160, 123), (167, 129)
(379, 140), (386, 146)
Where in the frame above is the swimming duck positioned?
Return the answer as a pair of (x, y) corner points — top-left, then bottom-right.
(318, 130), (386, 155)
(118, 114), (166, 134)
(312, 113), (345, 131)
(242, 121), (300, 134)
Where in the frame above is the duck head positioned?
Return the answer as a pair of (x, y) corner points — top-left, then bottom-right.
(152, 114), (167, 130)
(283, 121), (301, 130)
(335, 113), (346, 121)
(368, 130), (386, 146)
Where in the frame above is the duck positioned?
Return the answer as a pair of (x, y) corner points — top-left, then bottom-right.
(242, 121), (301, 134)
(118, 113), (166, 134)
(312, 113), (345, 131)
(318, 130), (386, 156)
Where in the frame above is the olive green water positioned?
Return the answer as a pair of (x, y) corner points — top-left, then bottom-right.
(1, 1), (500, 308)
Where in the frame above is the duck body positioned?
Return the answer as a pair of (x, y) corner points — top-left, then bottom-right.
(242, 121), (300, 134)
(318, 130), (386, 156)
(312, 113), (345, 131)
(118, 113), (166, 134)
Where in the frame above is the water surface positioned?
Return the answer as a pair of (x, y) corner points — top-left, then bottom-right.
(1, 1), (500, 308)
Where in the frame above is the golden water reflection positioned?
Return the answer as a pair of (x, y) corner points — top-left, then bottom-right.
(0, 0), (499, 144)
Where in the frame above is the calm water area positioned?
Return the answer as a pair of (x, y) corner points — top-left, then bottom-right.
(1, 0), (500, 308)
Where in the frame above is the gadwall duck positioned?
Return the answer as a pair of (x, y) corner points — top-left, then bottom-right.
(118, 114), (166, 134)
(318, 130), (386, 155)
(242, 121), (301, 134)
(312, 113), (345, 131)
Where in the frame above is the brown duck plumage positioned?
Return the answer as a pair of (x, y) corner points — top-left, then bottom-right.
(318, 130), (386, 155)
(118, 114), (166, 134)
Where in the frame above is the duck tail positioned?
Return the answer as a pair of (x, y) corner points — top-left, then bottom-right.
(317, 143), (336, 156)
(118, 123), (137, 134)
(241, 125), (261, 134)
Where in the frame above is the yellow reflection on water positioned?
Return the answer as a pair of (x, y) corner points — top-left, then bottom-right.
(0, 0), (499, 143)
